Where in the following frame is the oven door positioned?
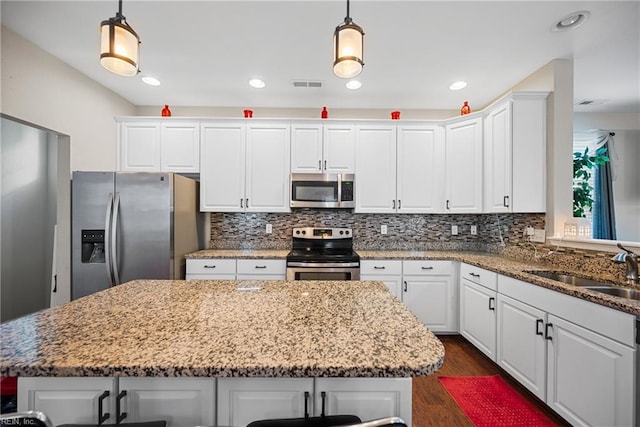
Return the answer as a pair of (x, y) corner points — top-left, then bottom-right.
(286, 263), (360, 281)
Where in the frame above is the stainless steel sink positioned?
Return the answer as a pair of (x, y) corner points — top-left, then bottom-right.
(582, 286), (640, 301)
(526, 270), (609, 287)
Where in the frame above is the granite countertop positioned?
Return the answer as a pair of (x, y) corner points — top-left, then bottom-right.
(185, 249), (640, 316)
(0, 280), (444, 378)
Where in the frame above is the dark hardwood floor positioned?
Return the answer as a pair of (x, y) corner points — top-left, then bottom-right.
(412, 335), (571, 426)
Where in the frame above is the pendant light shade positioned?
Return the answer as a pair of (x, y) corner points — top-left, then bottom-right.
(100, 0), (140, 76)
(333, 0), (364, 79)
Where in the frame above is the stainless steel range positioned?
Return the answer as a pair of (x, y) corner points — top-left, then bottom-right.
(286, 227), (360, 281)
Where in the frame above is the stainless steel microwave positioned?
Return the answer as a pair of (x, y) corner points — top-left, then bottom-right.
(290, 173), (355, 208)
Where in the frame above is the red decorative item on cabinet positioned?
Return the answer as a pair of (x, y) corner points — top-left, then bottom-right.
(321, 106), (328, 119)
(460, 101), (471, 115)
(391, 111), (401, 120)
(243, 109), (253, 118)
(161, 105), (172, 117)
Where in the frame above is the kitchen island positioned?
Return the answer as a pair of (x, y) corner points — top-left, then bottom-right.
(1, 280), (444, 426)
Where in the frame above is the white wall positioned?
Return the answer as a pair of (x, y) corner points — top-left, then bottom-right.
(1, 26), (136, 171)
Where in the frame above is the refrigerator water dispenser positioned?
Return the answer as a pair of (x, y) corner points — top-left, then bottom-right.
(81, 229), (105, 263)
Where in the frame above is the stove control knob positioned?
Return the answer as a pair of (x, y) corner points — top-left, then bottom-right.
(340, 230), (344, 235)
(345, 230), (350, 235)
(295, 230), (300, 235)
(302, 230), (306, 235)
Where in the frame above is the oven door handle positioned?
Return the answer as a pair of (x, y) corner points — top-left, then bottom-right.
(287, 262), (360, 268)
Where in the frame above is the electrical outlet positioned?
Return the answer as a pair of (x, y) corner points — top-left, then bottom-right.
(526, 226), (535, 236)
(470, 225), (477, 235)
(531, 228), (546, 243)
(451, 225), (458, 235)
(381, 225), (388, 235)
(265, 224), (272, 234)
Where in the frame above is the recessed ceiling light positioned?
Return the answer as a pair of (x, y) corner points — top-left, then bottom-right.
(346, 80), (362, 90)
(141, 76), (161, 86)
(249, 78), (266, 89)
(553, 11), (590, 32)
(449, 81), (467, 91)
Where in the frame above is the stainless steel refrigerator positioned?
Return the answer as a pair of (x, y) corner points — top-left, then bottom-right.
(71, 172), (199, 300)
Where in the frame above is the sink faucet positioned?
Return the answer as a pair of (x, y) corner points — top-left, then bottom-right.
(612, 243), (639, 285)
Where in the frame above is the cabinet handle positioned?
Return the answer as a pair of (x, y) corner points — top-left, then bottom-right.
(392, 200), (396, 209)
(304, 391), (310, 420)
(116, 390), (127, 424)
(318, 160), (322, 171)
(246, 198), (249, 208)
(421, 266), (434, 270)
(545, 323), (553, 341)
(374, 266), (386, 270)
(488, 297), (495, 311)
(403, 281), (408, 292)
(321, 391), (327, 417)
(503, 195), (510, 208)
(98, 390), (110, 425)
(446, 200), (450, 210)
(254, 265), (267, 269)
(469, 272), (480, 278)
(398, 200), (401, 209)
(535, 319), (544, 336)
(204, 265), (216, 269)
(324, 160), (327, 170)
(240, 198), (243, 208)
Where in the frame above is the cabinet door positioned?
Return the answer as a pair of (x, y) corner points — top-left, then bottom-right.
(118, 378), (215, 427)
(459, 278), (497, 361)
(315, 378), (412, 425)
(361, 274), (403, 300)
(484, 100), (512, 212)
(200, 123), (245, 212)
(18, 377), (116, 425)
(355, 125), (397, 213)
(496, 294), (546, 401)
(119, 122), (161, 171)
(444, 118), (483, 213)
(161, 122), (200, 173)
(396, 125), (444, 213)
(217, 378), (313, 427)
(291, 123), (323, 173)
(546, 315), (635, 427)
(403, 276), (456, 332)
(323, 123), (355, 173)
(245, 123), (291, 212)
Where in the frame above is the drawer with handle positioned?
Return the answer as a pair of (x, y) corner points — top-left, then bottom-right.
(187, 258), (236, 275)
(460, 263), (497, 290)
(360, 260), (402, 275)
(403, 260), (452, 276)
(237, 259), (286, 275)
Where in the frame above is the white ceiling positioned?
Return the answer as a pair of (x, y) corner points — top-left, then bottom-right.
(2, 1), (639, 113)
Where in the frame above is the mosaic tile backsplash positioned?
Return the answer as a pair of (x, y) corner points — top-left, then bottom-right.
(208, 210), (632, 282)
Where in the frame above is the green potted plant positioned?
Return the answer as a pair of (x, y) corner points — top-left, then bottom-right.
(572, 146), (610, 217)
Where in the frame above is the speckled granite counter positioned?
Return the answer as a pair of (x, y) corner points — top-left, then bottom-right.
(0, 280), (444, 378)
(185, 249), (289, 259)
(357, 250), (640, 316)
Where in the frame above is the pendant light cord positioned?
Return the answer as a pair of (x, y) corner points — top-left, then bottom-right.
(346, 0), (350, 19)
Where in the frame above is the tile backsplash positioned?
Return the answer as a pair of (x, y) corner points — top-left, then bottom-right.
(208, 210), (631, 282)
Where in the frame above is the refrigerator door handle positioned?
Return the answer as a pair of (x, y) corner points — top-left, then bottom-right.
(104, 193), (115, 286)
(111, 193), (121, 285)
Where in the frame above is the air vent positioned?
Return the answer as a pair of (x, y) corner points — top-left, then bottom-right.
(292, 80), (323, 88)
(575, 99), (607, 106)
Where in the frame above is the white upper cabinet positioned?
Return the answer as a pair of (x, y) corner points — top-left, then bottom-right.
(444, 116), (483, 213)
(356, 123), (444, 214)
(396, 125), (444, 213)
(484, 92), (547, 213)
(291, 122), (355, 173)
(355, 124), (397, 213)
(200, 121), (290, 213)
(118, 119), (200, 173)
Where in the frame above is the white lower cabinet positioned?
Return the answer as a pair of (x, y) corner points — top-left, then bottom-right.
(236, 259), (286, 280)
(402, 261), (457, 333)
(186, 258), (286, 280)
(360, 260), (403, 299)
(18, 377), (117, 426)
(218, 378), (411, 426)
(18, 377), (215, 427)
(497, 274), (637, 427)
(459, 264), (498, 361)
(186, 258), (236, 280)
(217, 378), (313, 427)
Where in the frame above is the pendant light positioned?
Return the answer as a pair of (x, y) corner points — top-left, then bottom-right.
(333, 0), (364, 79)
(100, 0), (140, 76)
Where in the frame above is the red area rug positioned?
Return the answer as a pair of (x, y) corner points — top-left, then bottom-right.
(439, 375), (557, 426)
